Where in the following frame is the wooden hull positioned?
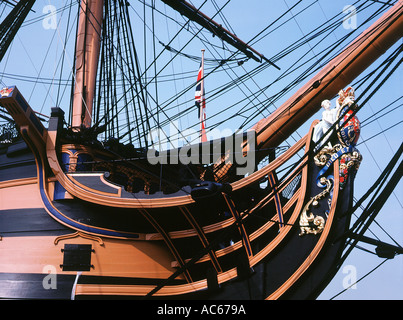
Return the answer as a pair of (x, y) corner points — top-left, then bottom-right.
(1, 1), (400, 301)
(0, 113), (356, 299)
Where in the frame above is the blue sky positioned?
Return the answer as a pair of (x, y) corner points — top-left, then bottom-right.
(0, 0), (401, 299)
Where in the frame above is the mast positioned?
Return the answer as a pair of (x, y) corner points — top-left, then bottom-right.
(253, 0), (403, 152)
(71, 0), (104, 129)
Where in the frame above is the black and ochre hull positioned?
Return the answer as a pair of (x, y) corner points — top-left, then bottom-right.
(0, 86), (359, 300)
(0, 126), (355, 300)
(1, 0), (400, 301)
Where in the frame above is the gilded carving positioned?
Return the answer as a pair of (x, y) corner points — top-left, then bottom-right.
(300, 87), (363, 237)
(299, 177), (332, 236)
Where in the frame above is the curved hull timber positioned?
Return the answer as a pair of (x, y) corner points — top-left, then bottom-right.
(0, 92), (358, 299)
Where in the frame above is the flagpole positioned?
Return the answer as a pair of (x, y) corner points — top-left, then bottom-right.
(200, 49), (206, 143)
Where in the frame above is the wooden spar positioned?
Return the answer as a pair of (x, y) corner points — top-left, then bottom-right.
(71, 0), (103, 129)
(253, 0), (403, 152)
(160, 0), (279, 69)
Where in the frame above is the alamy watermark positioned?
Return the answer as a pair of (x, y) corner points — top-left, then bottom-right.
(342, 5), (357, 30)
(42, 4), (359, 31)
(146, 121), (256, 176)
(42, 264), (57, 289)
(342, 264), (358, 290)
(42, 5), (57, 30)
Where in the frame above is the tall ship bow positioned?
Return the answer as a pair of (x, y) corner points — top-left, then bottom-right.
(0, 0), (402, 300)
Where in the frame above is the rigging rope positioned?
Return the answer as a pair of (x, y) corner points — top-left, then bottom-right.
(335, 143), (403, 271)
(329, 258), (389, 300)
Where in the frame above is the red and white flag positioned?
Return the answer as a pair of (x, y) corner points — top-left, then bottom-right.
(195, 52), (207, 143)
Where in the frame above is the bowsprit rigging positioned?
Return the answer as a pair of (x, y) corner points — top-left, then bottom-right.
(0, 0), (401, 301)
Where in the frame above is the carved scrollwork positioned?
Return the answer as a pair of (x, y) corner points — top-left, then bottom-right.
(314, 143), (362, 190)
(299, 213), (325, 236)
(299, 177), (332, 236)
(339, 149), (362, 188)
(301, 87), (363, 237)
(300, 141), (362, 236)
(314, 144), (342, 167)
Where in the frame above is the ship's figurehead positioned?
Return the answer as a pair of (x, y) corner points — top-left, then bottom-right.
(335, 86), (361, 147)
(301, 87), (363, 236)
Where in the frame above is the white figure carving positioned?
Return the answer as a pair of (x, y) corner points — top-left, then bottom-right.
(312, 99), (335, 149)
